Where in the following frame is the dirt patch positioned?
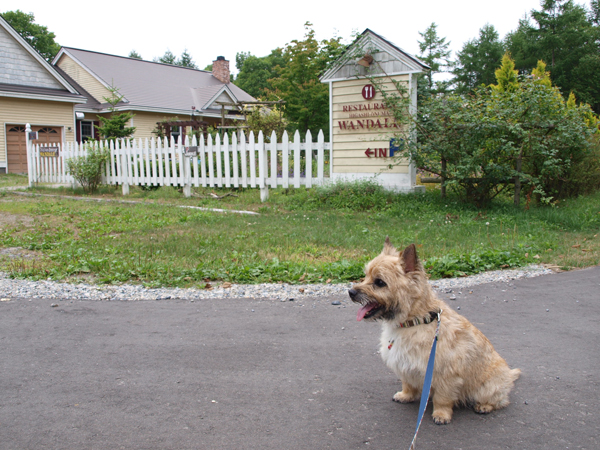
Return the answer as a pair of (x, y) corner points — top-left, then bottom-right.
(0, 213), (34, 229)
(0, 247), (43, 260)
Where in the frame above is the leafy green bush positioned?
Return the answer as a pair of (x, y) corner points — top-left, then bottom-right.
(66, 143), (110, 194)
(405, 57), (599, 206)
(307, 179), (393, 211)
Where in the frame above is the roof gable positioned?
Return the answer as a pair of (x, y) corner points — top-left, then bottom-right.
(199, 85), (239, 110)
(320, 29), (429, 83)
(0, 16), (80, 93)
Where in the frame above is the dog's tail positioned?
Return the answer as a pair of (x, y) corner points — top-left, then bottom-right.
(510, 368), (522, 381)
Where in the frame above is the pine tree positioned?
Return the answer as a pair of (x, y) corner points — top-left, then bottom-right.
(128, 50), (142, 60)
(417, 23), (452, 96)
(178, 49), (197, 69)
(453, 24), (505, 94)
(506, 0), (600, 110)
(155, 50), (177, 65)
(531, 60), (552, 87)
(96, 85), (136, 140)
(492, 53), (519, 93)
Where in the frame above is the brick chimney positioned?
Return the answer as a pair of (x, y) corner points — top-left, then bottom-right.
(212, 56), (230, 84)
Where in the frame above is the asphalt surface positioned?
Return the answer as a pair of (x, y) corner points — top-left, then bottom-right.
(1, 266), (599, 450)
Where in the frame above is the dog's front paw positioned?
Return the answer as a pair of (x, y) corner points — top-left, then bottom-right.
(474, 403), (494, 414)
(393, 391), (417, 403)
(432, 410), (452, 425)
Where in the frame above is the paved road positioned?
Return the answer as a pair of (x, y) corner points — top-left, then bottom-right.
(1, 266), (599, 450)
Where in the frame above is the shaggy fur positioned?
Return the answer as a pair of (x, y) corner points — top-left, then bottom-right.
(348, 238), (521, 425)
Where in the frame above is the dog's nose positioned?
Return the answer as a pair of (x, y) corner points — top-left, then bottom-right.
(348, 288), (357, 299)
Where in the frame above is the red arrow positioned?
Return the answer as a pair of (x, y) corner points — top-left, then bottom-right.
(365, 148), (374, 157)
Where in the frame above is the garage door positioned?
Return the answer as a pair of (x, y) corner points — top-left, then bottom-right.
(6, 125), (63, 174)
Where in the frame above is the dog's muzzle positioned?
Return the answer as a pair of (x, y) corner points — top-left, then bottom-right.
(349, 288), (384, 321)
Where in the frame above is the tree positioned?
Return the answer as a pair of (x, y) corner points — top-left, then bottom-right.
(178, 49), (197, 69)
(417, 23), (452, 98)
(408, 55), (598, 205)
(265, 22), (344, 135)
(96, 85), (136, 140)
(243, 105), (288, 141)
(234, 49), (285, 98)
(452, 24), (504, 94)
(506, 0), (600, 110)
(491, 53), (519, 93)
(155, 50), (177, 65)
(1, 10), (60, 61)
(154, 49), (198, 69)
(128, 50), (142, 60)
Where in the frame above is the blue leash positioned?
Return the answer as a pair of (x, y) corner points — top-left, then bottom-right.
(409, 310), (442, 450)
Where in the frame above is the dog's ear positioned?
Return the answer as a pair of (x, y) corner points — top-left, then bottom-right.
(401, 244), (419, 273)
(382, 236), (397, 256)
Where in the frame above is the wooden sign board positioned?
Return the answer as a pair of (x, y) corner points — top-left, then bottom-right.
(184, 146), (198, 156)
(39, 147), (59, 157)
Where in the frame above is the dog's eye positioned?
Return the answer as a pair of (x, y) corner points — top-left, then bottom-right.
(374, 278), (387, 288)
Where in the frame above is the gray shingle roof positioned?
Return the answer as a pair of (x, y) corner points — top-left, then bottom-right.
(55, 47), (254, 114)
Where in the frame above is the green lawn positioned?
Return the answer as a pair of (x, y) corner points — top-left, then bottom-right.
(1, 179), (598, 287)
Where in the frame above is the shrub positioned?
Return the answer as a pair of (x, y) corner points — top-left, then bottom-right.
(66, 143), (110, 194)
(309, 179), (392, 211)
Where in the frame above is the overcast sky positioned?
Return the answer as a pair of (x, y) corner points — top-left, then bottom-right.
(3, 0), (593, 73)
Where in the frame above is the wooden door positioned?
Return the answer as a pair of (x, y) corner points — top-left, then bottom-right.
(5, 125), (63, 173)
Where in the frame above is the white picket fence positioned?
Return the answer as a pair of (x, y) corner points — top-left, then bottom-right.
(26, 129), (331, 198)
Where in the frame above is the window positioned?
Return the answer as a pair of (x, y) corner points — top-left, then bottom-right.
(80, 121), (94, 142)
(171, 125), (181, 142)
(38, 127), (58, 134)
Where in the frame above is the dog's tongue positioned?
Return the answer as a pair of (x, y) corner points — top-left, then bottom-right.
(357, 303), (378, 321)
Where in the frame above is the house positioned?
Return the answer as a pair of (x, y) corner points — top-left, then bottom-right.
(52, 48), (254, 143)
(0, 15), (86, 174)
(1, 11), (254, 175)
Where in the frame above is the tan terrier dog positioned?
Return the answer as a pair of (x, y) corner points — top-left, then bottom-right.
(349, 238), (521, 424)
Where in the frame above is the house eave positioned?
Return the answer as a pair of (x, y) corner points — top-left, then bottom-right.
(0, 90), (87, 103)
(75, 104), (244, 120)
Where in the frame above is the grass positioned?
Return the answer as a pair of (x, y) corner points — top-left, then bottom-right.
(0, 173), (28, 189)
(1, 177), (599, 287)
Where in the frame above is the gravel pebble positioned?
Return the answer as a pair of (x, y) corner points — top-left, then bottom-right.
(0, 265), (553, 302)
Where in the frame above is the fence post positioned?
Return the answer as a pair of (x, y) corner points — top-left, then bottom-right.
(258, 131), (269, 202)
(25, 123), (35, 187)
(122, 139), (130, 195)
(183, 135), (192, 197)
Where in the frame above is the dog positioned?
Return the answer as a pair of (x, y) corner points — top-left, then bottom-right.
(348, 238), (521, 425)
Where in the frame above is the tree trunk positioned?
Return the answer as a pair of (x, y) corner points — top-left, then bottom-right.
(514, 150), (523, 206)
(441, 157), (447, 198)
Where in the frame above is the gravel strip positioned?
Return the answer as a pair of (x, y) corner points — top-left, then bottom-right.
(0, 265), (554, 302)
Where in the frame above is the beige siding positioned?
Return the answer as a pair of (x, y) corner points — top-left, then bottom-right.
(56, 54), (112, 103)
(130, 111), (178, 139)
(89, 111), (221, 140)
(0, 97), (75, 165)
(331, 75), (410, 174)
(129, 112), (223, 139)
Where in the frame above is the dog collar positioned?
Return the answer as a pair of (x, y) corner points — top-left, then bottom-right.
(399, 309), (442, 328)
(388, 309), (442, 350)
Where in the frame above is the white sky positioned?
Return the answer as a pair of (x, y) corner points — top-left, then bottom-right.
(3, 0), (592, 73)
